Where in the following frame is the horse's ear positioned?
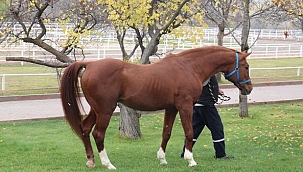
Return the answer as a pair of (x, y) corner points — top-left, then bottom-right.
(239, 51), (251, 59)
(242, 51), (251, 57)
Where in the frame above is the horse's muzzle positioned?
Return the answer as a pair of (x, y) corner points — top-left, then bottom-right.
(235, 83), (252, 95)
(241, 88), (252, 95)
(240, 84), (253, 95)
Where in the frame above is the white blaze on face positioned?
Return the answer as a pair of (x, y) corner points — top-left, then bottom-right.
(99, 149), (116, 170)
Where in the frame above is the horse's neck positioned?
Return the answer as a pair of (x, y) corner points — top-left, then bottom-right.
(190, 53), (231, 82)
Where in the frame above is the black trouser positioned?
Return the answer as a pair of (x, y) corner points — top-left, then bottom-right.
(181, 105), (226, 158)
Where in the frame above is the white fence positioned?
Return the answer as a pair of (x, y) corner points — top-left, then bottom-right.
(249, 67), (302, 78)
(0, 73), (57, 91)
(1, 27), (303, 62)
(1, 43), (303, 62)
(1, 67), (302, 91)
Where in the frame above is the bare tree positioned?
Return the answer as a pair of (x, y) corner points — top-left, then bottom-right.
(1, 0), (107, 67)
(199, 0), (242, 81)
(199, 0), (276, 117)
(239, 0), (250, 118)
(237, 0), (276, 117)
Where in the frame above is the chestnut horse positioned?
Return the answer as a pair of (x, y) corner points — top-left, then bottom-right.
(60, 46), (252, 170)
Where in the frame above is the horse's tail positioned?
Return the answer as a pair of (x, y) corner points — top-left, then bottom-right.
(60, 62), (86, 139)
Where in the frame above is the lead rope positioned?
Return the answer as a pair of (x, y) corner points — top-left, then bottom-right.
(208, 82), (231, 105)
(208, 82), (217, 104)
(217, 94), (231, 104)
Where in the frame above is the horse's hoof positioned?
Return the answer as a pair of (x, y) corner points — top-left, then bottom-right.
(188, 161), (197, 167)
(157, 147), (167, 165)
(86, 160), (95, 168)
(159, 159), (168, 165)
(106, 164), (117, 170)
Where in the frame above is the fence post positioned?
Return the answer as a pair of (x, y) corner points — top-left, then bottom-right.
(21, 50), (24, 66)
(97, 49), (100, 60)
(1, 75), (5, 91)
(297, 68), (301, 76)
(275, 46), (278, 59)
(249, 68), (251, 76)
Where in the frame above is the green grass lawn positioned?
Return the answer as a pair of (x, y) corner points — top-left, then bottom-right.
(0, 102), (302, 171)
(0, 63), (60, 96)
(247, 57), (303, 82)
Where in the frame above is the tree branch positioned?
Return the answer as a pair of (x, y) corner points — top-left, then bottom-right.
(23, 37), (73, 63)
(35, 1), (50, 39)
(161, 0), (190, 32)
(9, 5), (28, 36)
(6, 56), (68, 68)
(132, 27), (145, 52)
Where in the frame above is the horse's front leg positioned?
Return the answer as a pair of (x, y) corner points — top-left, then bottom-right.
(92, 113), (116, 170)
(157, 109), (178, 165)
(179, 107), (197, 167)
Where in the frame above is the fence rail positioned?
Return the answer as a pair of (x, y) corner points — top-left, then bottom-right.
(1, 67), (302, 91)
(0, 73), (57, 91)
(1, 27), (303, 62)
(1, 44), (303, 63)
(249, 67), (302, 77)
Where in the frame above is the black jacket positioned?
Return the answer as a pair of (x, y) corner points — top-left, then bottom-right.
(196, 76), (219, 105)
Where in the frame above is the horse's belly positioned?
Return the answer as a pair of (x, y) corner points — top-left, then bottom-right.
(119, 96), (172, 111)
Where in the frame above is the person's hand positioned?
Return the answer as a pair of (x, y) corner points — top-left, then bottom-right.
(219, 89), (224, 95)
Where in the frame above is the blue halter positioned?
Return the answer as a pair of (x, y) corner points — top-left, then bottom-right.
(224, 52), (251, 85)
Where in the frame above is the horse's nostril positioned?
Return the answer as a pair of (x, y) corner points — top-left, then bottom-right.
(244, 88), (252, 95)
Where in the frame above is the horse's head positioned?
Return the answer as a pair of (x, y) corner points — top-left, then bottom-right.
(223, 51), (253, 95)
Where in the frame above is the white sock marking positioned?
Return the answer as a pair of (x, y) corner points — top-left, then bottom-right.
(184, 148), (197, 167)
(99, 149), (116, 170)
(157, 147), (168, 165)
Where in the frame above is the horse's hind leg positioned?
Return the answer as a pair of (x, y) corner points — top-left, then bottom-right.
(157, 109), (178, 165)
(92, 112), (116, 170)
(82, 109), (97, 168)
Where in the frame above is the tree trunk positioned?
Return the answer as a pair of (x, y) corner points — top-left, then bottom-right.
(215, 73), (222, 82)
(117, 33), (159, 139)
(239, 0), (250, 118)
(217, 26), (224, 46)
(216, 26), (224, 82)
(140, 34), (160, 64)
(116, 35), (143, 139)
(239, 93), (248, 117)
(118, 103), (142, 139)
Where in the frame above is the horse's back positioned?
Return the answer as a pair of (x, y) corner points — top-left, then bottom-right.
(79, 59), (127, 108)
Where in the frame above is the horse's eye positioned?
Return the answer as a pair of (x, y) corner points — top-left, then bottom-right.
(245, 66), (249, 70)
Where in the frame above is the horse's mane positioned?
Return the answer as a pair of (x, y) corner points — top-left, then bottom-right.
(180, 46), (239, 56)
(155, 46), (244, 66)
